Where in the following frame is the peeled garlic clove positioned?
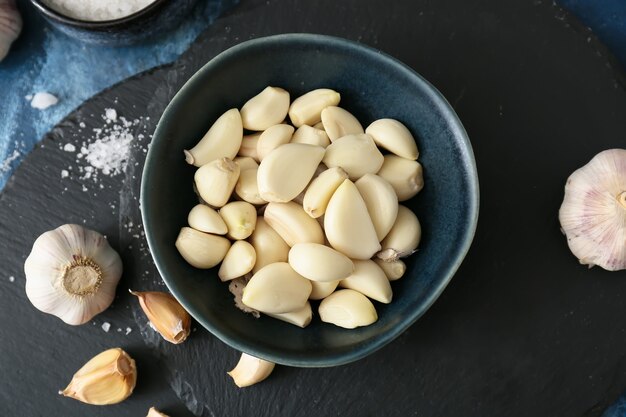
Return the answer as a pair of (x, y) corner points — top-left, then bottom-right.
(219, 201), (257, 240)
(377, 155), (424, 201)
(235, 167), (266, 205)
(194, 157), (240, 208)
(321, 106), (364, 142)
(218, 241), (256, 281)
(130, 290), (191, 344)
(24, 224), (122, 325)
(227, 353), (275, 388)
(233, 156), (259, 172)
(240, 87), (290, 131)
(257, 124), (294, 160)
(238, 133), (261, 161)
(313, 121), (325, 130)
(257, 143), (325, 202)
(288, 243), (354, 282)
(288, 88), (341, 127)
(249, 217), (290, 273)
(378, 205), (421, 261)
(324, 179), (381, 260)
(309, 279), (340, 300)
(355, 174), (399, 240)
(266, 301), (313, 328)
(291, 124), (331, 147)
(175, 227), (231, 268)
(147, 407), (170, 417)
(264, 202), (325, 246)
(559, 149), (626, 271)
(60, 348), (136, 405)
(242, 262), (312, 313)
(374, 258), (406, 281)
(188, 204), (228, 235)
(303, 166), (349, 218)
(365, 118), (419, 160)
(319, 289), (377, 329)
(184, 109), (243, 167)
(339, 260), (392, 304)
(323, 133), (384, 180)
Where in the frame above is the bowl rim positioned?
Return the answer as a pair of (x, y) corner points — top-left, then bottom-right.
(141, 33), (480, 367)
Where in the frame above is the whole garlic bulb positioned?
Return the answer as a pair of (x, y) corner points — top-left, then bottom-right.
(0, 0), (22, 62)
(559, 149), (626, 271)
(24, 224), (123, 325)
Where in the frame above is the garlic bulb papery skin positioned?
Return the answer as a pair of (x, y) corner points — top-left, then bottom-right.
(24, 224), (123, 325)
(0, 0), (22, 62)
(558, 149), (626, 271)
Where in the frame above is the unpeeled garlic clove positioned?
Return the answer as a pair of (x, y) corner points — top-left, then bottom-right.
(238, 133), (261, 161)
(309, 279), (340, 300)
(130, 290), (192, 344)
(321, 106), (364, 142)
(242, 262), (312, 313)
(227, 353), (275, 388)
(184, 109), (243, 167)
(288, 243), (354, 282)
(365, 118), (419, 160)
(147, 407), (170, 417)
(318, 289), (378, 329)
(378, 205), (421, 261)
(374, 258), (406, 281)
(249, 217), (290, 273)
(218, 241), (256, 281)
(219, 201), (257, 240)
(266, 301), (313, 328)
(233, 156), (259, 172)
(323, 134), (384, 180)
(257, 143), (325, 202)
(188, 204), (228, 235)
(257, 124), (294, 160)
(339, 260), (392, 303)
(303, 166), (349, 218)
(377, 155), (424, 201)
(240, 87), (290, 131)
(291, 124), (331, 147)
(60, 348), (136, 405)
(175, 227), (231, 268)
(288, 88), (341, 127)
(264, 202), (325, 246)
(235, 168), (267, 205)
(324, 179), (381, 260)
(194, 157), (240, 207)
(355, 174), (398, 240)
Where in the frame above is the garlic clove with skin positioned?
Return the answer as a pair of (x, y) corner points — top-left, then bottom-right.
(130, 290), (192, 344)
(0, 0), (22, 62)
(147, 407), (170, 417)
(228, 353), (275, 388)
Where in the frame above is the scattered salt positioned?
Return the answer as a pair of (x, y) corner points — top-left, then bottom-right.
(0, 150), (21, 173)
(101, 322), (111, 332)
(61, 170), (69, 178)
(63, 143), (76, 152)
(41, 0), (156, 21)
(8, 276), (15, 283)
(30, 92), (59, 110)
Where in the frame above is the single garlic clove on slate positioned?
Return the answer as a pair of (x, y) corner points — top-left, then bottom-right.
(130, 290), (191, 344)
(266, 301), (313, 328)
(175, 227), (231, 268)
(235, 167), (267, 205)
(264, 201), (325, 246)
(355, 174), (399, 240)
(238, 133), (261, 161)
(249, 217), (290, 273)
(218, 241), (256, 281)
(323, 133), (384, 180)
(288, 243), (354, 282)
(24, 224), (122, 325)
(288, 88), (341, 127)
(188, 204), (228, 235)
(257, 124), (294, 160)
(240, 87), (290, 131)
(339, 259), (393, 304)
(309, 280), (340, 300)
(219, 201), (257, 240)
(378, 205), (421, 262)
(559, 148), (626, 271)
(184, 108), (243, 167)
(0, 0), (22, 62)
(324, 179), (381, 260)
(60, 348), (136, 405)
(374, 258), (407, 281)
(194, 157), (240, 208)
(147, 407), (170, 417)
(377, 155), (424, 201)
(321, 106), (364, 142)
(291, 124), (331, 147)
(242, 262), (312, 313)
(303, 166), (349, 218)
(319, 289), (378, 329)
(257, 143), (325, 202)
(228, 353), (275, 388)
(234, 156), (259, 172)
(365, 118), (419, 160)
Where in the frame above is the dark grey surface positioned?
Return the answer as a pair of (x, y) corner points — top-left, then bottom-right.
(1, 0), (625, 416)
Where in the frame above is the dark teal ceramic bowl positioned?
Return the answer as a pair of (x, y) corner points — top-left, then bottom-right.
(142, 34), (479, 367)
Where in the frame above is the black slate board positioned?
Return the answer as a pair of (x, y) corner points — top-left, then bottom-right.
(1, 0), (626, 416)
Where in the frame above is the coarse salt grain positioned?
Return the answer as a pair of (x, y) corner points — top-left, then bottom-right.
(30, 92), (58, 110)
(125, 327), (132, 335)
(105, 108), (117, 121)
(63, 143), (76, 152)
(41, 0), (156, 22)
(101, 322), (111, 332)
(8, 276), (15, 282)
(61, 170), (69, 178)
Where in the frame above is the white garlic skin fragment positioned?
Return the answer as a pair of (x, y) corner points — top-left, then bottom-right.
(309, 280), (340, 300)
(240, 87), (290, 131)
(0, 0), (22, 62)
(339, 259), (393, 304)
(238, 133), (261, 161)
(24, 224), (122, 325)
(265, 301), (313, 328)
(291, 124), (331, 147)
(227, 353), (275, 388)
(558, 148), (626, 271)
(321, 106), (364, 142)
(264, 201), (325, 246)
(218, 241), (256, 281)
(229, 276), (260, 318)
(355, 174), (399, 241)
(233, 156), (259, 172)
(194, 157), (240, 208)
(288, 88), (341, 127)
(324, 179), (381, 260)
(365, 118), (419, 160)
(377, 155), (424, 201)
(219, 201), (257, 240)
(257, 143), (325, 202)
(378, 205), (421, 262)
(188, 204), (228, 235)
(257, 124), (294, 160)
(242, 262), (312, 314)
(249, 217), (290, 273)
(175, 227), (231, 269)
(374, 258), (407, 281)
(184, 109), (243, 167)
(235, 167), (267, 205)
(288, 243), (354, 282)
(303, 166), (349, 218)
(319, 289), (378, 329)
(323, 133), (384, 180)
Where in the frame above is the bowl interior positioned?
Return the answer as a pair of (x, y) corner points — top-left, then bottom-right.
(142, 34), (478, 367)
